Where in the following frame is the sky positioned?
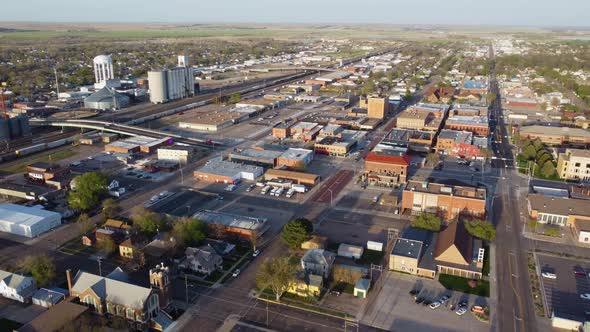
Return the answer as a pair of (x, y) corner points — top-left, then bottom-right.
(2, 0), (589, 27)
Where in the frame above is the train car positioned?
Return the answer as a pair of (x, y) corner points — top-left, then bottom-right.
(15, 143), (46, 156)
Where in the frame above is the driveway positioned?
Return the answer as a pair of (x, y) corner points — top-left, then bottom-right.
(361, 272), (490, 332)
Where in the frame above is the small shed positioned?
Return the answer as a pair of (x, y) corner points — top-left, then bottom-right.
(366, 241), (383, 252)
(338, 243), (364, 260)
(32, 288), (67, 308)
(354, 278), (370, 299)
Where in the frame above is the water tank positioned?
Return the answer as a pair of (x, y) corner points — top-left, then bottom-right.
(93, 55), (114, 84)
(0, 118), (9, 140)
(18, 115), (31, 136)
(8, 117), (21, 138)
(148, 71), (167, 104)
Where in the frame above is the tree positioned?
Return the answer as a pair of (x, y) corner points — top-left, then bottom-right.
(256, 257), (297, 301)
(102, 198), (120, 220)
(521, 144), (537, 160)
(67, 172), (108, 210)
(426, 153), (440, 166)
(97, 237), (117, 256)
(229, 93), (241, 104)
(20, 255), (56, 287)
(131, 207), (165, 237)
(281, 218), (313, 249)
(77, 213), (94, 235)
(171, 217), (207, 248)
(464, 219), (496, 241)
(332, 264), (363, 285)
(411, 213), (442, 232)
(540, 161), (556, 178)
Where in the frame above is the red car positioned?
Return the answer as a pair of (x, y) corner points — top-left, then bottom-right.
(574, 269), (586, 277)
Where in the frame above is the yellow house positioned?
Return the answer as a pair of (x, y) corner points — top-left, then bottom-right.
(119, 238), (134, 259)
(287, 273), (323, 298)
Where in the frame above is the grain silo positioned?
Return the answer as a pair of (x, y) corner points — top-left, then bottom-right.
(148, 70), (167, 104)
(0, 118), (9, 140)
(8, 116), (21, 138)
(18, 115), (31, 136)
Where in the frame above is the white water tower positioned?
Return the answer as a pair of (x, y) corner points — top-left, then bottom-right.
(93, 55), (114, 85)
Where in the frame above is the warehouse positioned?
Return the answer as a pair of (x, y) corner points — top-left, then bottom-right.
(277, 148), (314, 169)
(83, 87), (130, 110)
(228, 149), (283, 168)
(194, 159), (264, 183)
(105, 136), (172, 154)
(0, 204), (61, 238)
(179, 110), (248, 132)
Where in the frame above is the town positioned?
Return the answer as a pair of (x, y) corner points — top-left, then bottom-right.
(0, 20), (589, 332)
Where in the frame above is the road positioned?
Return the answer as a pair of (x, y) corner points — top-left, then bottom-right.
(488, 44), (537, 332)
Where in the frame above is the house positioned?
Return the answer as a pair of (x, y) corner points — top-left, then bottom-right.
(425, 86), (455, 103)
(179, 246), (223, 276)
(0, 270), (36, 303)
(104, 219), (133, 236)
(67, 265), (172, 331)
(203, 239), (236, 256)
(337, 244), (364, 260)
(301, 249), (336, 279)
(119, 238), (135, 259)
(354, 278), (370, 299)
(32, 287), (67, 308)
(287, 272), (323, 298)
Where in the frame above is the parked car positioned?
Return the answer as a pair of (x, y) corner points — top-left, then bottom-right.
(252, 249), (260, 257)
(458, 301), (468, 308)
(232, 269), (241, 277)
(439, 295), (450, 304)
(581, 294), (590, 300)
(225, 184), (237, 192)
(246, 184), (256, 192)
(456, 307), (467, 315)
(415, 297), (425, 304)
(541, 272), (557, 279)
(429, 301), (441, 310)
(574, 269), (586, 277)
(422, 299), (432, 306)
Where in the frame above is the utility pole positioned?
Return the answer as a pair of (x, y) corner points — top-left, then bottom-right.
(185, 274), (189, 306)
(53, 67), (60, 97)
(97, 257), (102, 276)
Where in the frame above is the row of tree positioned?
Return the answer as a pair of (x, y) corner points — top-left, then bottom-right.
(411, 212), (496, 241)
(518, 139), (557, 179)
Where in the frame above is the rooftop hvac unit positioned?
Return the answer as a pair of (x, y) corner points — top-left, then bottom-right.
(440, 187), (453, 194)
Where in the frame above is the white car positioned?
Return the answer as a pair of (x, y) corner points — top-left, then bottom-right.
(455, 307), (467, 316)
(429, 301), (441, 309)
(232, 269), (241, 277)
(581, 293), (590, 300)
(541, 272), (557, 279)
(252, 249), (260, 257)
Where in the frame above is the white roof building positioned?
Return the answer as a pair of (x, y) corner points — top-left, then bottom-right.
(0, 204), (61, 238)
(0, 270), (36, 303)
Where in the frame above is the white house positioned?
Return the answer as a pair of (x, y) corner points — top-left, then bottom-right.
(0, 270), (36, 303)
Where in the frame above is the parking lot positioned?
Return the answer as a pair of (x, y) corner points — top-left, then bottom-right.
(362, 272), (489, 331)
(537, 253), (590, 319)
(149, 188), (222, 217)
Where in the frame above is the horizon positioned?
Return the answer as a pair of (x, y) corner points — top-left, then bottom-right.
(1, 0), (590, 28)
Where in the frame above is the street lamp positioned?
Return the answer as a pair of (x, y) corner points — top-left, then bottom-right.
(327, 189), (333, 206)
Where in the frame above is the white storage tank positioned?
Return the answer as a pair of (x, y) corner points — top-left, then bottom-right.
(148, 70), (168, 104)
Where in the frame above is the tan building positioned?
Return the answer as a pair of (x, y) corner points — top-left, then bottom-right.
(518, 125), (590, 146)
(389, 227), (437, 278)
(395, 110), (431, 130)
(557, 148), (590, 181)
(527, 194), (590, 227)
(401, 180), (487, 220)
(264, 169), (320, 187)
(363, 151), (411, 186)
(367, 95), (389, 119)
(272, 121), (294, 139)
(277, 148), (314, 169)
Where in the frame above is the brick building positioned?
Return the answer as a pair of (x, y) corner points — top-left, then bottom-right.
(363, 151), (411, 186)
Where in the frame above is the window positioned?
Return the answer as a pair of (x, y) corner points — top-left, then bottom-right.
(575, 162), (581, 167)
(107, 303), (115, 314)
(126, 308), (135, 319)
(83, 295), (98, 311)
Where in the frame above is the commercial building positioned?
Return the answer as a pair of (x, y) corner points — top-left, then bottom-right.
(264, 169), (320, 187)
(277, 148), (314, 169)
(395, 110), (431, 130)
(518, 125), (590, 146)
(401, 180), (487, 220)
(301, 249), (336, 279)
(319, 124), (344, 139)
(194, 159), (264, 183)
(527, 194), (590, 227)
(436, 129), (482, 158)
(291, 122), (321, 142)
(157, 145), (196, 164)
(0, 204), (61, 238)
(84, 87), (130, 110)
(367, 95), (389, 119)
(272, 121), (295, 139)
(105, 136), (171, 154)
(364, 151), (411, 186)
(26, 162), (70, 182)
(192, 210), (269, 239)
(424, 86), (455, 103)
(148, 67), (195, 104)
(379, 128), (434, 153)
(179, 110), (248, 132)
(557, 148), (590, 181)
(228, 148), (283, 168)
(389, 227), (436, 278)
(445, 115), (489, 136)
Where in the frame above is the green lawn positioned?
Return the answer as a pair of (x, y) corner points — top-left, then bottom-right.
(3, 148), (77, 174)
(438, 274), (490, 297)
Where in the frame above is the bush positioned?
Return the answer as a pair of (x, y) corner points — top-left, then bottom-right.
(411, 213), (441, 232)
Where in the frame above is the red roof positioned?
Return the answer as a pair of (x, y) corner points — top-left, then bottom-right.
(365, 152), (410, 166)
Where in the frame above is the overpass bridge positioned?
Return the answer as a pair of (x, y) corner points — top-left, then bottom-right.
(29, 119), (219, 149)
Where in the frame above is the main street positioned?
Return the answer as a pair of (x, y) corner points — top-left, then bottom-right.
(488, 44), (537, 332)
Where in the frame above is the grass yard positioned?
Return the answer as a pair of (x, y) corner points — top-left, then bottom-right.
(59, 237), (98, 256)
(438, 274), (490, 297)
(3, 147), (77, 174)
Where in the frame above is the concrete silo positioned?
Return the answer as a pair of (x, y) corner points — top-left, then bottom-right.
(8, 116), (21, 138)
(18, 115), (31, 136)
(0, 118), (9, 141)
(148, 70), (168, 104)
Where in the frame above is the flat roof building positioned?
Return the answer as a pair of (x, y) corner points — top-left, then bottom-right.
(228, 148), (283, 168)
(194, 159), (264, 183)
(277, 148), (314, 169)
(445, 115), (490, 136)
(519, 125), (590, 146)
(0, 204), (61, 238)
(179, 110), (249, 132)
(192, 210), (269, 238)
(264, 169), (320, 187)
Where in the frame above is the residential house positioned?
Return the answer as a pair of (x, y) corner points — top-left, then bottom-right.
(301, 249), (336, 279)
(32, 288), (67, 308)
(0, 270), (36, 303)
(425, 87), (455, 103)
(203, 239), (236, 256)
(18, 299), (89, 332)
(287, 272), (323, 298)
(179, 246), (223, 276)
(119, 238), (136, 259)
(104, 219), (133, 236)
